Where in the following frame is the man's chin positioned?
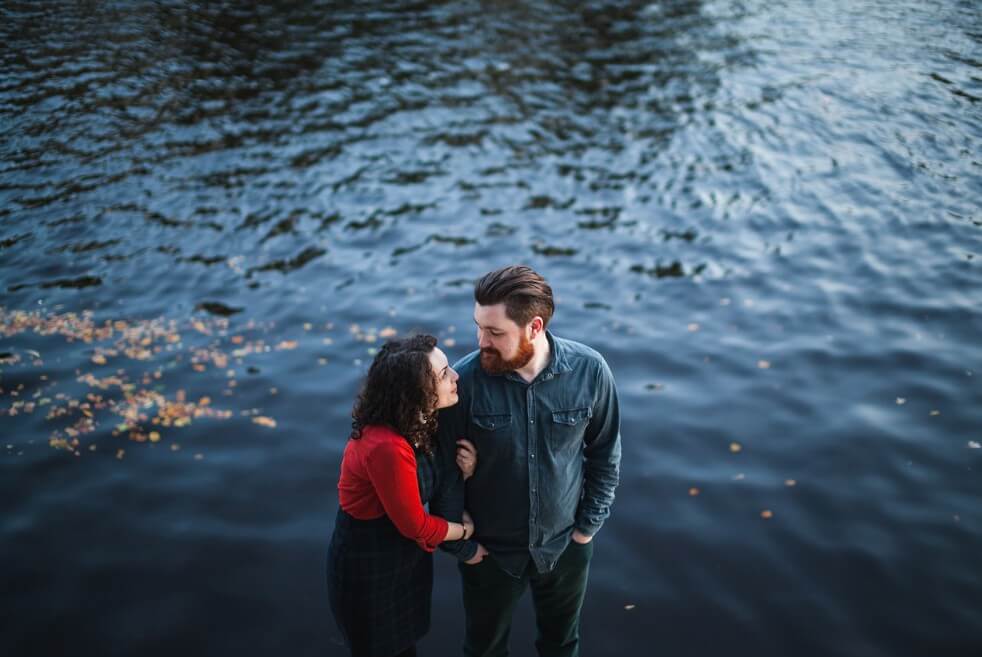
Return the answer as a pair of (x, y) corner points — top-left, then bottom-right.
(480, 353), (508, 375)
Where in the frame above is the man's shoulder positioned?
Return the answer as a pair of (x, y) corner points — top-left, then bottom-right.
(553, 334), (608, 371)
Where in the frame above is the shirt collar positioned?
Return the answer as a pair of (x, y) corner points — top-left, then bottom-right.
(542, 330), (572, 376)
(500, 329), (571, 383)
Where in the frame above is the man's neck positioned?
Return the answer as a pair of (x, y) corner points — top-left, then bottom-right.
(514, 333), (551, 383)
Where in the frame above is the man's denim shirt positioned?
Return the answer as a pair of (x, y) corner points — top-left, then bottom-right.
(431, 331), (621, 577)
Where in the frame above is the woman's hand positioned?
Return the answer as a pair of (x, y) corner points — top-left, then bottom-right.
(456, 439), (477, 480)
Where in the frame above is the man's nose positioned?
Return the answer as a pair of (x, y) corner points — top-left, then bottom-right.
(478, 331), (491, 349)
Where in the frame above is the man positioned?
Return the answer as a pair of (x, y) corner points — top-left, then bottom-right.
(432, 265), (621, 657)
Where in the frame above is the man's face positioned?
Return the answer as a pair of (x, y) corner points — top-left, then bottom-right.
(474, 302), (535, 374)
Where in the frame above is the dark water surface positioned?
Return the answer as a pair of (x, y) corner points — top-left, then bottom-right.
(2, 1), (981, 655)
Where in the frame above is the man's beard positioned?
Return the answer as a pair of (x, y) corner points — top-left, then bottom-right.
(480, 334), (535, 375)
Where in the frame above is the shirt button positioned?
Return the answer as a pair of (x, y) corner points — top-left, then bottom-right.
(530, 453), (535, 458)
(530, 418), (534, 423)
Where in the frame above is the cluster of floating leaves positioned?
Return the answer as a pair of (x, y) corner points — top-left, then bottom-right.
(0, 307), (344, 458)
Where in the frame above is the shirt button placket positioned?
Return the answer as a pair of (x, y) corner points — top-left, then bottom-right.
(527, 385), (537, 549)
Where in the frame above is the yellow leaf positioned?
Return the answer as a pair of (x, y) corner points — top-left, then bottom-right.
(688, 487), (700, 496)
(92, 354), (107, 365)
(379, 327), (397, 338)
(277, 340), (298, 350)
(199, 396), (211, 406)
(760, 510), (773, 519)
(253, 416), (277, 428)
(149, 431), (161, 443)
(729, 442), (742, 453)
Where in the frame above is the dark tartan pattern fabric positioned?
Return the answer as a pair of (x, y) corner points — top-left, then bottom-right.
(327, 449), (440, 657)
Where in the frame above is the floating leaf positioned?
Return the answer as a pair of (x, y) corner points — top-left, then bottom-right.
(896, 397), (906, 405)
(116, 448), (125, 460)
(443, 338), (456, 348)
(687, 323), (700, 332)
(379, 327), (397, 338)
(149, 431), (161, 443)
(729, 442), (743, 453)
(624, 604), (636, 610)
(277, 340), (298, 350)
(969, 441), (981, 449)
(688, 487), (700, 496)
(760, 510), (773, 519)
(757, 360), (771, 369)
(930, 410), (940, 416)
(785, 479), (797, 487)
(92, 354), (107, 365)
(253, 416), (277, 428)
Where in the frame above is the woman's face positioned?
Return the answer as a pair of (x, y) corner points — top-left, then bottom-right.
(428, 347), (459, 409)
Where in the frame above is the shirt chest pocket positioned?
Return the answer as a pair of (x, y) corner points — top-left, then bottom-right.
(549, 407), (592, 452)
(472, 412), (512, 432)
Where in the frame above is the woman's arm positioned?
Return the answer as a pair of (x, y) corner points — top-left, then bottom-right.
(366, 439), (464, 551)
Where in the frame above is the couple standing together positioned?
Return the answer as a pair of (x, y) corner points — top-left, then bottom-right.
(327, 266), (622, 657)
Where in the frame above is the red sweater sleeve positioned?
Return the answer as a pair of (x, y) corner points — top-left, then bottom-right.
(365, 438), (450, 552)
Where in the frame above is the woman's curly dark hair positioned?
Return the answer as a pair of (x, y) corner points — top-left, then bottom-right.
(350, 334), (440, 454)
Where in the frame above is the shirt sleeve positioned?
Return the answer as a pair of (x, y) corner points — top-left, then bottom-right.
(366, 438), (450, 552)
(575, 356), (622, 536)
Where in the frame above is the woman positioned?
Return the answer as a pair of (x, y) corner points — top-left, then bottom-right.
(327, 334), (476, 657)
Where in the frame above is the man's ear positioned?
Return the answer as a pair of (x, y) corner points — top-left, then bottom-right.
(529, 317), (544, 340)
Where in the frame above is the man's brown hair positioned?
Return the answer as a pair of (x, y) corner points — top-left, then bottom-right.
(474, 265), (554, 328)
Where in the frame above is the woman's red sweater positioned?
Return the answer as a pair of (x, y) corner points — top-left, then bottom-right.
(337, 425), (449, 552)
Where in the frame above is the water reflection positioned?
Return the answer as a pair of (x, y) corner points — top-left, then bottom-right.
(2, 0), (981, 656)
